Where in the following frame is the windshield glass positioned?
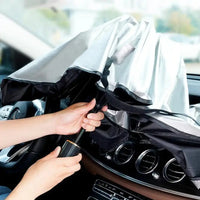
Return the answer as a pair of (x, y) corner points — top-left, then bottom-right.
(0, 0), (200, 74)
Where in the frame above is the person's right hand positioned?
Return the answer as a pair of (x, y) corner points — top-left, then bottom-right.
(6, 147), (82, 200)
(53, 99), (107, 135)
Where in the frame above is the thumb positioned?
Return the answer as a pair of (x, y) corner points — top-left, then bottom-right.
(79, 98), (96, 114)
(43, 146), (61, 160)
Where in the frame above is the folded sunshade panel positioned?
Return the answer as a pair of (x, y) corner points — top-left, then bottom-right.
(1, 15), (188, 113)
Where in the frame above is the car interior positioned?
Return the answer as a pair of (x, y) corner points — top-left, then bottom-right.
(1, 44), (200, 200)
(1, 2), (200, 199)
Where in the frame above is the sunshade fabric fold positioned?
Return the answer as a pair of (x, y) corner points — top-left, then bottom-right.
(1, 15), (189, 114)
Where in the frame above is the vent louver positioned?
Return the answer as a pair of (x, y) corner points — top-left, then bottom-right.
(113, 141), (134, 165)
(163, 158), (186, 183)
(135, 149), (159, 174)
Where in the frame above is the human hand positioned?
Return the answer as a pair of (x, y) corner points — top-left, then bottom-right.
(7, 147), (81, 200)
(54, 99), (107, 135)
(0, 99), (107, 153)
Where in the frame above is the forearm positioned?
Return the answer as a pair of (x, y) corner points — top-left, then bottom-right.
(0, 113), (56, 149)
(5, 182), (36, 200)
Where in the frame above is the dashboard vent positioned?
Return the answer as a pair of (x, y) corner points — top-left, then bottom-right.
(113, 141), (134, 165)
(163, 158), (186, 183)
(8, 108), (21, 120)
(135, 149), (159, 174)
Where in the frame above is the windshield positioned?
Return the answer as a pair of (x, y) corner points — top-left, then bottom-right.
(0, 0), (200, 74)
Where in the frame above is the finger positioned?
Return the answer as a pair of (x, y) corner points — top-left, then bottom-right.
(59, 153), (82, 166)
(75, 99), (96, 114)
(87, 112), (104, 120)
(54, 146), (61, 157)
(64, 163), (81, 174)
(101, 105), (108, 112)
(83, 118), (101, 127)
(82, 123), (95, 132)
(43, 146), (61, 161)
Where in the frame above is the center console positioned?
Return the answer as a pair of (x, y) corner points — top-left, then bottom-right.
(88, 178), (152, 200)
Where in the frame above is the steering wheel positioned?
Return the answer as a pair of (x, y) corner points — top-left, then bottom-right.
(0, 99), (63, 186)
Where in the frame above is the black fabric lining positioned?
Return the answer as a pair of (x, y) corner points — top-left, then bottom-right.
(2, 67), (154, 106)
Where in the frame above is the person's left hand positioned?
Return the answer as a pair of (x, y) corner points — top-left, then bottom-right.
(54, 99), (107, 135)
(6, 147), (82, 200)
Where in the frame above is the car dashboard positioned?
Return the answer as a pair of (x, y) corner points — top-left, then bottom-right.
(1, 90), (200, 200)
(79, 126), (200, 200)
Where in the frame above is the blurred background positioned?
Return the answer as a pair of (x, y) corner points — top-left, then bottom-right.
(0, 0), (200, 75)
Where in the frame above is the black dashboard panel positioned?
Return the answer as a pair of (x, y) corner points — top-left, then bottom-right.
(88, 178), (152, 200)
(80, 74), (200, 200)
(80, 132), (200, 200)
(2, 72), (200, 200)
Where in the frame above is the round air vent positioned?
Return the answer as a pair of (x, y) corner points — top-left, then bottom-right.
(163, 158), (186, 183)
(135, 149), (159, 174)
(113, 141), (134, 165)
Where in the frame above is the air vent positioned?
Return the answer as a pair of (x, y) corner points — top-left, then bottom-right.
(163, 158), (186, 183)
(113, 141), (134, 165)
(135, 149), (159, 174)
(8, 108), (21, 120)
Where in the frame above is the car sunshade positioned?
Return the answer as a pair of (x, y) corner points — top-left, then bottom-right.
(1, 15), (188, 114)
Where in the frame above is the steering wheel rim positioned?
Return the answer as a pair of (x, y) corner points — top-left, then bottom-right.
(0, 99), (68, 187)
(0, 100), (49, 183)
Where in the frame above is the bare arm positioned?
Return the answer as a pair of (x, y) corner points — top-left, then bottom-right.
(0, 113), (55, 149)
(0, 99), (107, 149)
